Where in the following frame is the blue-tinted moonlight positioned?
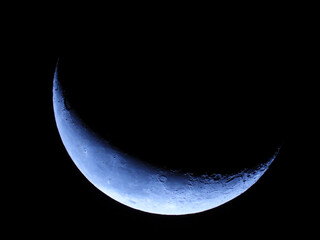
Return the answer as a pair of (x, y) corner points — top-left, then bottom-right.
(53, 67), (277, 215)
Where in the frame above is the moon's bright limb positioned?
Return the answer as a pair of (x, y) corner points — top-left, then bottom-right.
(53, 66), (278, 215)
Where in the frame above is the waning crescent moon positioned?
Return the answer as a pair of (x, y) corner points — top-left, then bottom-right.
(53, 65), (278, 215)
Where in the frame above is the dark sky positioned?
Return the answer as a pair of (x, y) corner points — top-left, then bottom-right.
(9, 16), (312, 234)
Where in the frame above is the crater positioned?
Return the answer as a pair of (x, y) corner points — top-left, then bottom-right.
(158, 175), (167, 183)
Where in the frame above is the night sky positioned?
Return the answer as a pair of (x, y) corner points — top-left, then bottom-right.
(10, 24), (310, 236)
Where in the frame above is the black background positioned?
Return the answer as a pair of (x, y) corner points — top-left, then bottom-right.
(8, 10), (313, 237)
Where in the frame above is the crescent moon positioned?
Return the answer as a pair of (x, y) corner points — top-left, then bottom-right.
(53, 65), (278, 215)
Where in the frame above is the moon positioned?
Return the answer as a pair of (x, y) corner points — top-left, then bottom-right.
(53, 65), (278, 215)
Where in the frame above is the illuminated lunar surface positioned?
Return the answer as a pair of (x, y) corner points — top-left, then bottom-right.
(53, 67), (277, 215)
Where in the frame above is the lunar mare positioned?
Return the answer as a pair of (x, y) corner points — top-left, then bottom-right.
(53, 67), (277, 215)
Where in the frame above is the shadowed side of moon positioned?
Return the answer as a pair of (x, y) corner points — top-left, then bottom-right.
(53, 62), (279, 215)
(56, 57), (284, 175)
